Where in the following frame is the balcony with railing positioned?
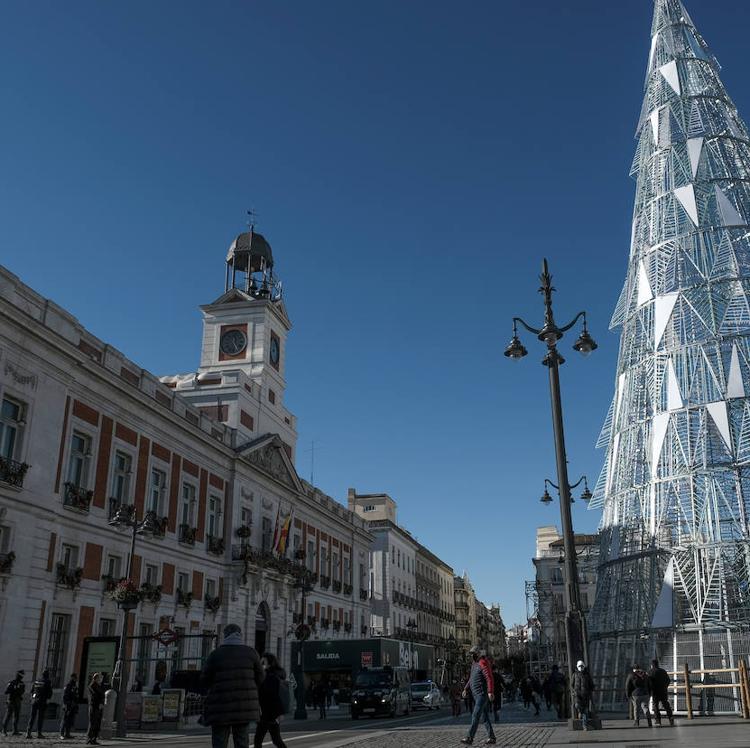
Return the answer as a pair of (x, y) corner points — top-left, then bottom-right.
(0, 551), (16, 574)
(179, 524), (197, 546)
(63, 482), (93, 512)
(359, 588), (369, 601)
(206, 535), (225, 556)
(0, 457), (29, 488)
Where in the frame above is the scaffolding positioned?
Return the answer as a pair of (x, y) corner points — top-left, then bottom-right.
(590, 0), (750, 710)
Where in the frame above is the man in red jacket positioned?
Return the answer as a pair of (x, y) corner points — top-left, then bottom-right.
(460, 647), (495, 745)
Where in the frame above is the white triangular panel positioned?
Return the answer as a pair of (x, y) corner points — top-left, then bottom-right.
(637, 260), (654, 306)
(687, 137), (703, 178)
(715, 185), (744, 227)
(607, 432), (620, 494)
(666, 358), (683, 410)
(706, 401), (732, 449)
(648, 32), (659, 72)
(727, 344), (745, 398)
(674, 184), (699, 226)
(615, 371), (626, 421)
(650, 109), (660, 144)
(651, 558), (674, 628)
(659, 60), (681, 95)
(652, 412), (670, 469)
(654, 292), (679, 347)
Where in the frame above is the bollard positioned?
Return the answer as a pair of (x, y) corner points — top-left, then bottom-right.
(101, 688), (118, 739)
(684, 664), (693, 720)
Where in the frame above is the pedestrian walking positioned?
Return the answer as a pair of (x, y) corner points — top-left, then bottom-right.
(648, 659), (674, 727)
(491, 669), (502, 724)
(460, 645), (496, 746)
(571, 661), (595, 731)
(548, 665), (566, 719)
(542, 674), (552, 711)
(449, 680), (463, 717)
(254, 653), (289, 748)
(625, 664), (652, 728)
(314, 681), (327, 720)
(25, 668), (53, 739)
(2, 669), (25, 736)
(60, 673), (79, 740)
(519, 676), (540, 715)
(200, 623), (264, 748)
(86, 672), (105, 745)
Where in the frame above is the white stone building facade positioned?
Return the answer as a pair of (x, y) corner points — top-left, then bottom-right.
(0, 230), (372, 711)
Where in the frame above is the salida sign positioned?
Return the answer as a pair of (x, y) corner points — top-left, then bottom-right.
(316, 652), (341, 661)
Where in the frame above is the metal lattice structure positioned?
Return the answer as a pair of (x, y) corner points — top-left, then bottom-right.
(589, 0), (750, 710)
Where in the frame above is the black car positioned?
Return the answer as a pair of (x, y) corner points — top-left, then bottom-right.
(351, 667), (411, 719)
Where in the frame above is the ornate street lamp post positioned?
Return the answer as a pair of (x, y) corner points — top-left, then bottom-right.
(406, 618), (418, 680)
(108, 506), (157, 738)
(293, 569), (315, 720)
(504, 259), (597, 727)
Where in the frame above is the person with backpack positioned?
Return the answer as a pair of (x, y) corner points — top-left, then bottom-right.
(254, 652), (289, 748)
(625, 664), (652, 727)
(2, 669), (25, 736)
(60, 673), (79, 740)
(648, 658), (674, 727)
(25, 668), (53, 739)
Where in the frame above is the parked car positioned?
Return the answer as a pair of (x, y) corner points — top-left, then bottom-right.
(411, 680), (442, 710)
(351, 667), (411, 719)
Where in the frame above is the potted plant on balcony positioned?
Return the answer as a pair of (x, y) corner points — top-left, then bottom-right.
(55, 563), (83, 590)
(140, 581), (162, 604)
(204, 593), (221, 614)
(0, 551), (16, 574)
(0, 456), (29, 488)
(176, 588), (193, 608)
(236, 525), (252, 539)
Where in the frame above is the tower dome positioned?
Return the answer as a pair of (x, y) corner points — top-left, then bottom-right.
(224, 227), (282, 301)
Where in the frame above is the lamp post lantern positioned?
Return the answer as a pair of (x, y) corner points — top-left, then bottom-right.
(108, 506), (157, 738)
(504, 259), (596, 727)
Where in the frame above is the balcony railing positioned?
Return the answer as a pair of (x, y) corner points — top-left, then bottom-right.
(319, 575), (331, 589)
(63, 482), (93, 512)
(332, 579), (342, 593)
(204, 594), (221, 613)
(146, 511), (169, 538)
(206, 535), (225, 556)
(141, 581), (162, 604)
(359, 589), (368, 601)
(56, 563), (83, 590)
(176, 589), (193, 608)
(343, 582), (353, 596)
(0, 457), (29, 488)
(0, 551), (16, 574)
(179, 524), (197, 546)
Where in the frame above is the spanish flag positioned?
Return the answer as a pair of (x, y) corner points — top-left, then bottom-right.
(276, 510), (293, 556)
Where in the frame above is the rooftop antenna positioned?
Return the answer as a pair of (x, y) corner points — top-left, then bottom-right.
(304, 440), (321, 485)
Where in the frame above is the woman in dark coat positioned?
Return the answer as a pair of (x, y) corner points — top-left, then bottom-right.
(86, 673), (105, 745)
(254, 653), (288, 748)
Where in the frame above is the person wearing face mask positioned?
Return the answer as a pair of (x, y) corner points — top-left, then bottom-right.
(571, 661), (595, 731)
(460, 646), (496, 746)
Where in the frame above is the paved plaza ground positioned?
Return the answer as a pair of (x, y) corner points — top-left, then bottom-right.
(2, 701), (749, 747)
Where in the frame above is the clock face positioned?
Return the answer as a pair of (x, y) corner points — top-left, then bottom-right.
(270, 336), (280, 366)
(220, 329), (247, 356)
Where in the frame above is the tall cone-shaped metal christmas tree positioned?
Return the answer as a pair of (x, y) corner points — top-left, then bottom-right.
(590, 0), (750, 709)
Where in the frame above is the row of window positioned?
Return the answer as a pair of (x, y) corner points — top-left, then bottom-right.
(65, 430), (224, 537)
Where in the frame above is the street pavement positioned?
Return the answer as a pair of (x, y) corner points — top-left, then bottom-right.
(5, 700), (750, 748)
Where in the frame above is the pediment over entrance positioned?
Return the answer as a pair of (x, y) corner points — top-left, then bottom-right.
(236, 433), (303, 492)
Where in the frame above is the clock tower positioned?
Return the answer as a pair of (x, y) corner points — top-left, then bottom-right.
(164, 227), (297, 460)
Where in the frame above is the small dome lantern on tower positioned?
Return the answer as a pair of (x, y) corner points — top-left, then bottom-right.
(225, 225), (282, 302)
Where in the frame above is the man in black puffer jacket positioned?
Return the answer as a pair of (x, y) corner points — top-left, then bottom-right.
(201, 623), (265, 748)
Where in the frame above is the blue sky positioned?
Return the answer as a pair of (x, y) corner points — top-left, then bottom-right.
(2, 0), (749, 626)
